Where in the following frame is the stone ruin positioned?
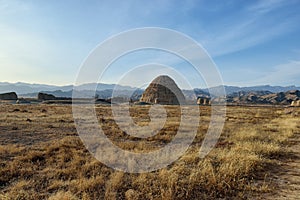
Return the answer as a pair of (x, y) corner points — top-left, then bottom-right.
(0, 92), (18, 100)
(197, 97), (211, 105)
(139, 75), (186, 105)
(37, 92), (56, 101)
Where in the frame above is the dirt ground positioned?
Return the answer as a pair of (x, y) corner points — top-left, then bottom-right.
(266, 132), (300, 199)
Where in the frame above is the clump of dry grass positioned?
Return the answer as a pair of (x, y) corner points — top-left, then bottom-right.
(48, 191), (78, 200)
(0, 105), (299, 199)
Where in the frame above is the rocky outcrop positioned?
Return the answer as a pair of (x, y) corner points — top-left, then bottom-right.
(0, 92), (18, 100)
(140, 75), (186, 105)
(37, 92), (56, 101)
(291, 100), (300, 107)
(226, 90), (300, 105)
(261, 90), (300, 105)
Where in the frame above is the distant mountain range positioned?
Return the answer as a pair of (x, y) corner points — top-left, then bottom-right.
(0, 82), (136, 95)
(203, 85), (300, 95)
(1, 82), (300, 101)
(0, 82), (72, 94)
(226, 90), (300, 105)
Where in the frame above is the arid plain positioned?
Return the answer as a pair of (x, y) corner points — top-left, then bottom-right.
(0, 104), (300, 199)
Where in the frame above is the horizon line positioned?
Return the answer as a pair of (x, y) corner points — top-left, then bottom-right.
(0, 81), (299, 90)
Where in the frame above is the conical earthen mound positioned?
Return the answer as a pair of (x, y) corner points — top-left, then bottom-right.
(140, 75), (185, 105)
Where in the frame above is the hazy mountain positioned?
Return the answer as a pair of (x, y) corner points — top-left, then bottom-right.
(0, 82), (137, 95)
(1, 82), (300, 102)
(75, 83), (136, 91)
(0, 82), (73, 94)
(21, 89), (144, 100)
(203, 85), (300, 96)
(182, 89), (210, 100)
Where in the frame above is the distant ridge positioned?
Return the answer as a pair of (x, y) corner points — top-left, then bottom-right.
(1, 82), (300, 102)
(0, 82), (137, 95)
(203, 85), (300, 96)
(226, 90), (300, 105)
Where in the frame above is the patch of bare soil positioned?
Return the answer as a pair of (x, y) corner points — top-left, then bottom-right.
(266, 133), (300, 199)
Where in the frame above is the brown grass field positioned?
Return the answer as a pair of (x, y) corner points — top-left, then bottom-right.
(0, 104), (299, 199)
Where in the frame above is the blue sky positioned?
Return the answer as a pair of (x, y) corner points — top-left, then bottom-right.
(0, 0), (300, 88)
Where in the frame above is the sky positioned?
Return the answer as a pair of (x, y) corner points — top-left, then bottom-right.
(0, 0), (300, 88)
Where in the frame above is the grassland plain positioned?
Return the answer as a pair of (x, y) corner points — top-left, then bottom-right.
(0, 104), (299, 199)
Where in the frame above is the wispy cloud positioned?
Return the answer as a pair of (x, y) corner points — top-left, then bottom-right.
(247, 60), (300, 86)
(247, 0), (286, 14)
(200, 0), (299, 56)
(0, 0), (299, 87)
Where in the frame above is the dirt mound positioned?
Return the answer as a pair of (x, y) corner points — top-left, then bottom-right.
(140, 75), (185, 105)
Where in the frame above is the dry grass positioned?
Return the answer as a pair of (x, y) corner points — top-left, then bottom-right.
(0, 104), (299, 199)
